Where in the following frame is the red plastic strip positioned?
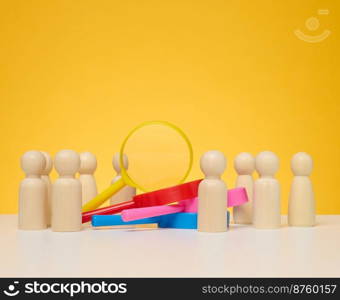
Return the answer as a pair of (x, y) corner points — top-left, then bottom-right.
(133, 179), (202, 207)
(82, 179), (203, 223)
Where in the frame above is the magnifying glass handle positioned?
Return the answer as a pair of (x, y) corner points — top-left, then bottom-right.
(82, 200), (135, 223)
(82, 178), (126, 212)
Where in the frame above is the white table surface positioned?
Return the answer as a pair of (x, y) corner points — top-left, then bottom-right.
(1, 215), (340, 278)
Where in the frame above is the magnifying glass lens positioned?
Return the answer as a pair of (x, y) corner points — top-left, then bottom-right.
(122, 122), (192, 192)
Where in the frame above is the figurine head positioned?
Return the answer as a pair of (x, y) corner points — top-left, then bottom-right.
(200, 150), (226, 178)
(255, 151), (279, 177)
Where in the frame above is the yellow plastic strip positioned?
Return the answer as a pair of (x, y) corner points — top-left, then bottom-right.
(82, 178), (125, 212)
(92, 223), (158, 230)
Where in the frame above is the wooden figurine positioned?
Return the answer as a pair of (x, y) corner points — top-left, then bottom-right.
(19, 151), (48, 230)
(288, 152), (315, 227)
(110, 153), (136, 205)
(253, 151), (281, 229)
(40, 151), (53, 226)
(233, 152), (255, 224)
(198, 150), (227, 232)
(52, 150), (82, 232)
(79, 152), (98, 205)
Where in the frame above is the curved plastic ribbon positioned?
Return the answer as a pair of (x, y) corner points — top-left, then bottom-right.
(122, 187), (248, 222)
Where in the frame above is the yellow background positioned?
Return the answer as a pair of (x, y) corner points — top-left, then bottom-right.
(0, 0), (339, 214)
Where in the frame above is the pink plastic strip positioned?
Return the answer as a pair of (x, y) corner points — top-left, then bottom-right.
(121, 187), (248, 222)
(121, 204), (183, 222)
(227, 187), (248, 207)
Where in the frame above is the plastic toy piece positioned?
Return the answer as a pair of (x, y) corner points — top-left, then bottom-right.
(93, 223), (158, 230)
(92, 212), (230, 229)
(227, 187), (248, 207)
(159, 211), (230, 229)
(91, 214), (160, 227)
(122, 204), (183, 222)
(82, 179), (202, 223)
(133, 179), (202, 207)
(159, 213), (197, 229)
(82, 200), (136, 223)
(121, 187), (247, 222)
(82, 179), (125, 212)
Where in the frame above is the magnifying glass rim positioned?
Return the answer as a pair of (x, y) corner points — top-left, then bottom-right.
(119, 120), (194, 192)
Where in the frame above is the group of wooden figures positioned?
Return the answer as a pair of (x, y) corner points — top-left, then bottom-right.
(18, 150), (135, 231)
(18, 149), (315, 232)
(198, 150), (315, 233)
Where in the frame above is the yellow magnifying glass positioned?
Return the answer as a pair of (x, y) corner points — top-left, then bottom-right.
(82, 121), (193, 212)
